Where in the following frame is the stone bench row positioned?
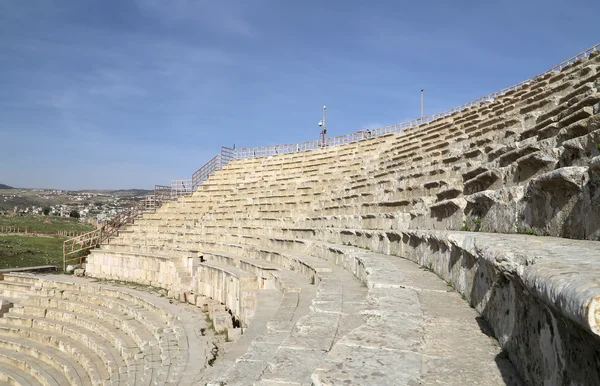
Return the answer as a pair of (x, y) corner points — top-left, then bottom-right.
(0, 360), (43, 386)
(0, 323), (112, 385)
(0, 334), (92, 385)
(0, 278), (169, 338)
(178, 57), (596, 214)
(0, 276), (194, 385)
(98, 240), (332, 290)
(137, 134), (600, 234)
(90, 241), (324, 332)
(0, 304), (159, 384)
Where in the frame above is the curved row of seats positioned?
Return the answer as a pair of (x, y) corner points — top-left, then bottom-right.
(98, 220), (525, 384)
(0, 273), (213, 385)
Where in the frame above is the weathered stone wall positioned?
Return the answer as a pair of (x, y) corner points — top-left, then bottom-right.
(86, 249), (183, 290)
(192, 262), (258, 327)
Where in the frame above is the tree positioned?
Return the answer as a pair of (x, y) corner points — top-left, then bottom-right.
(42, 207), (51, 216)
(69, 210), (80, 219)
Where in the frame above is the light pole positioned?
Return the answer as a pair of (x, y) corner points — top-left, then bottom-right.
(421, 89), (424, 118)
(318, 105), (327, 146)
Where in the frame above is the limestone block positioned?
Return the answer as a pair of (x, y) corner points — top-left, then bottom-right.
(212, 311), (233, 334)
(208, 302), (226, 319)
(73, 268), (85, 277)
(526, 166), (588, 192)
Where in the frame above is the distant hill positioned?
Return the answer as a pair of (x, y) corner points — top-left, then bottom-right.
(0, 184), (14, 189)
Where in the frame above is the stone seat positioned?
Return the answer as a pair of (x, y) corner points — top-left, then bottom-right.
(0, 332), (92, 383)
(5, 274), (178, 327)
(0, 347), (68, 386)
(200, 250), (309, 294)
(115, 234), (335, 285)
(0, 324), (109, 384)
(0, 280), (35, 293)
(104, 233), (334, 293)
(1, 274), (212, 385)
(10, 303), (142, 361)
(0, 274), (39, 285)
(1, 278), (179, 369)
(0, 361), (42, 386)
(0, 336), (92, 385)
(0, 313), (131, 382)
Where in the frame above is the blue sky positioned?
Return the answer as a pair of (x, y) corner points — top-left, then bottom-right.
(1, 0), (598, 190)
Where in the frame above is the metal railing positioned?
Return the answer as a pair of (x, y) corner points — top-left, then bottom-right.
(171, 179), (193, 197)
(233, 42), (600, 160)
(154, 185), (173, 201)
(191, 146), (234, 190)
(63, 202), (147, 270)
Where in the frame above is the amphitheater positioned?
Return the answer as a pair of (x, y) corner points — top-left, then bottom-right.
(1, 44), (600, 385)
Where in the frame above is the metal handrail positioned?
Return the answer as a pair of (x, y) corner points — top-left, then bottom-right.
(233, 42), (600, 159)
(62, 202), (147, 270)
(191, 146), (234, 190)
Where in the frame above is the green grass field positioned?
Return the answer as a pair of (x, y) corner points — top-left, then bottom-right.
(0, 215), (95, 234)
(0, 235), (67, 269)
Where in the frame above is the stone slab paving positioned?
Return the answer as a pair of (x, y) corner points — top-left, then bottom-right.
(308, 243), (523, 385)
(257, 264), (369, 385)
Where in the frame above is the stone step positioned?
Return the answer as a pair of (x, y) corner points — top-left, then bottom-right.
(2, 273), (40, 285)
(0, 323), (110, 384)
(0, 288), (32, 300)
(23, 295), (166, 359)
(0, 360), (42, 386)
(37, 275), (210, 385)
(0, 281), (34, 292)
(0, 346), (66, 386)
(10, 304), (142, 360)
(0, 335), (92, 386)
(207, 253), (367, 386)
(0, 314), (129, 383)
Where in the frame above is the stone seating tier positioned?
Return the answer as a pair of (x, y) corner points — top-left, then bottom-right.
(94, 226), (525, 385)
(134, 84), (599, 239)
(0, 274), (214, 385)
